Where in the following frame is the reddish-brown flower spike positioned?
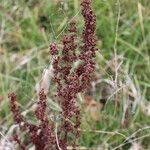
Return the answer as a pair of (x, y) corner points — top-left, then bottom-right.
(79, 0), (97, 90)
(35, 88), (47, 121)
(13, 135), (26, 150)
(68, 20), (77, 33)
(50, 43), (58, 55)
(49, 0), (97, 149)
(34, 89), (56, 149)
(8, 90), (56, 149)
(9, 0), (97, 149)
(8, 92), (24, 125)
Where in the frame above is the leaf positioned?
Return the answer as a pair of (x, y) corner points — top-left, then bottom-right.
(36, 64), (54, 94)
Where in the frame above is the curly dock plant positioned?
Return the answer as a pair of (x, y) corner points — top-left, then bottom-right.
(50, 0), (97, 149)
(8, 0), (97, 149)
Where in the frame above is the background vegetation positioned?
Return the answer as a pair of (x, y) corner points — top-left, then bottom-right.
(0, 0), (150, 149)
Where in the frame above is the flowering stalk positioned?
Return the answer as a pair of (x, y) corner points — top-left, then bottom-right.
(8, 90), (56, 150)
(50, 0), (97, 149)
(12, 135), (26, 150)
(8, 0), (97, 149)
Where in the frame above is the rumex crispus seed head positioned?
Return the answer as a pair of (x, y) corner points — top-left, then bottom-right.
(49, 0), (97, 149)
(9, 0), (97, 149)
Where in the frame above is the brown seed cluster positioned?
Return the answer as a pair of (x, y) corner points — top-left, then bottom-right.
(49, 0), (97, 149)
(8, 0), (97, 149)
(80, 0), (97, 90)
(12, 135), (26, 150)
(8, 90), (56, 150)
(50, 20), (80, 149)
(8, 93), (24, 126)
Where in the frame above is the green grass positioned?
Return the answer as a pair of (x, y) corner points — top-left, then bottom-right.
(0, 0), (150, 149)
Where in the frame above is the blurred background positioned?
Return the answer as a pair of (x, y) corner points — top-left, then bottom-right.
(0, 0), (150, 149)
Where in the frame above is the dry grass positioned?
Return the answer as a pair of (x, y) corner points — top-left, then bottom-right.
(0, 0), (150, 149)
